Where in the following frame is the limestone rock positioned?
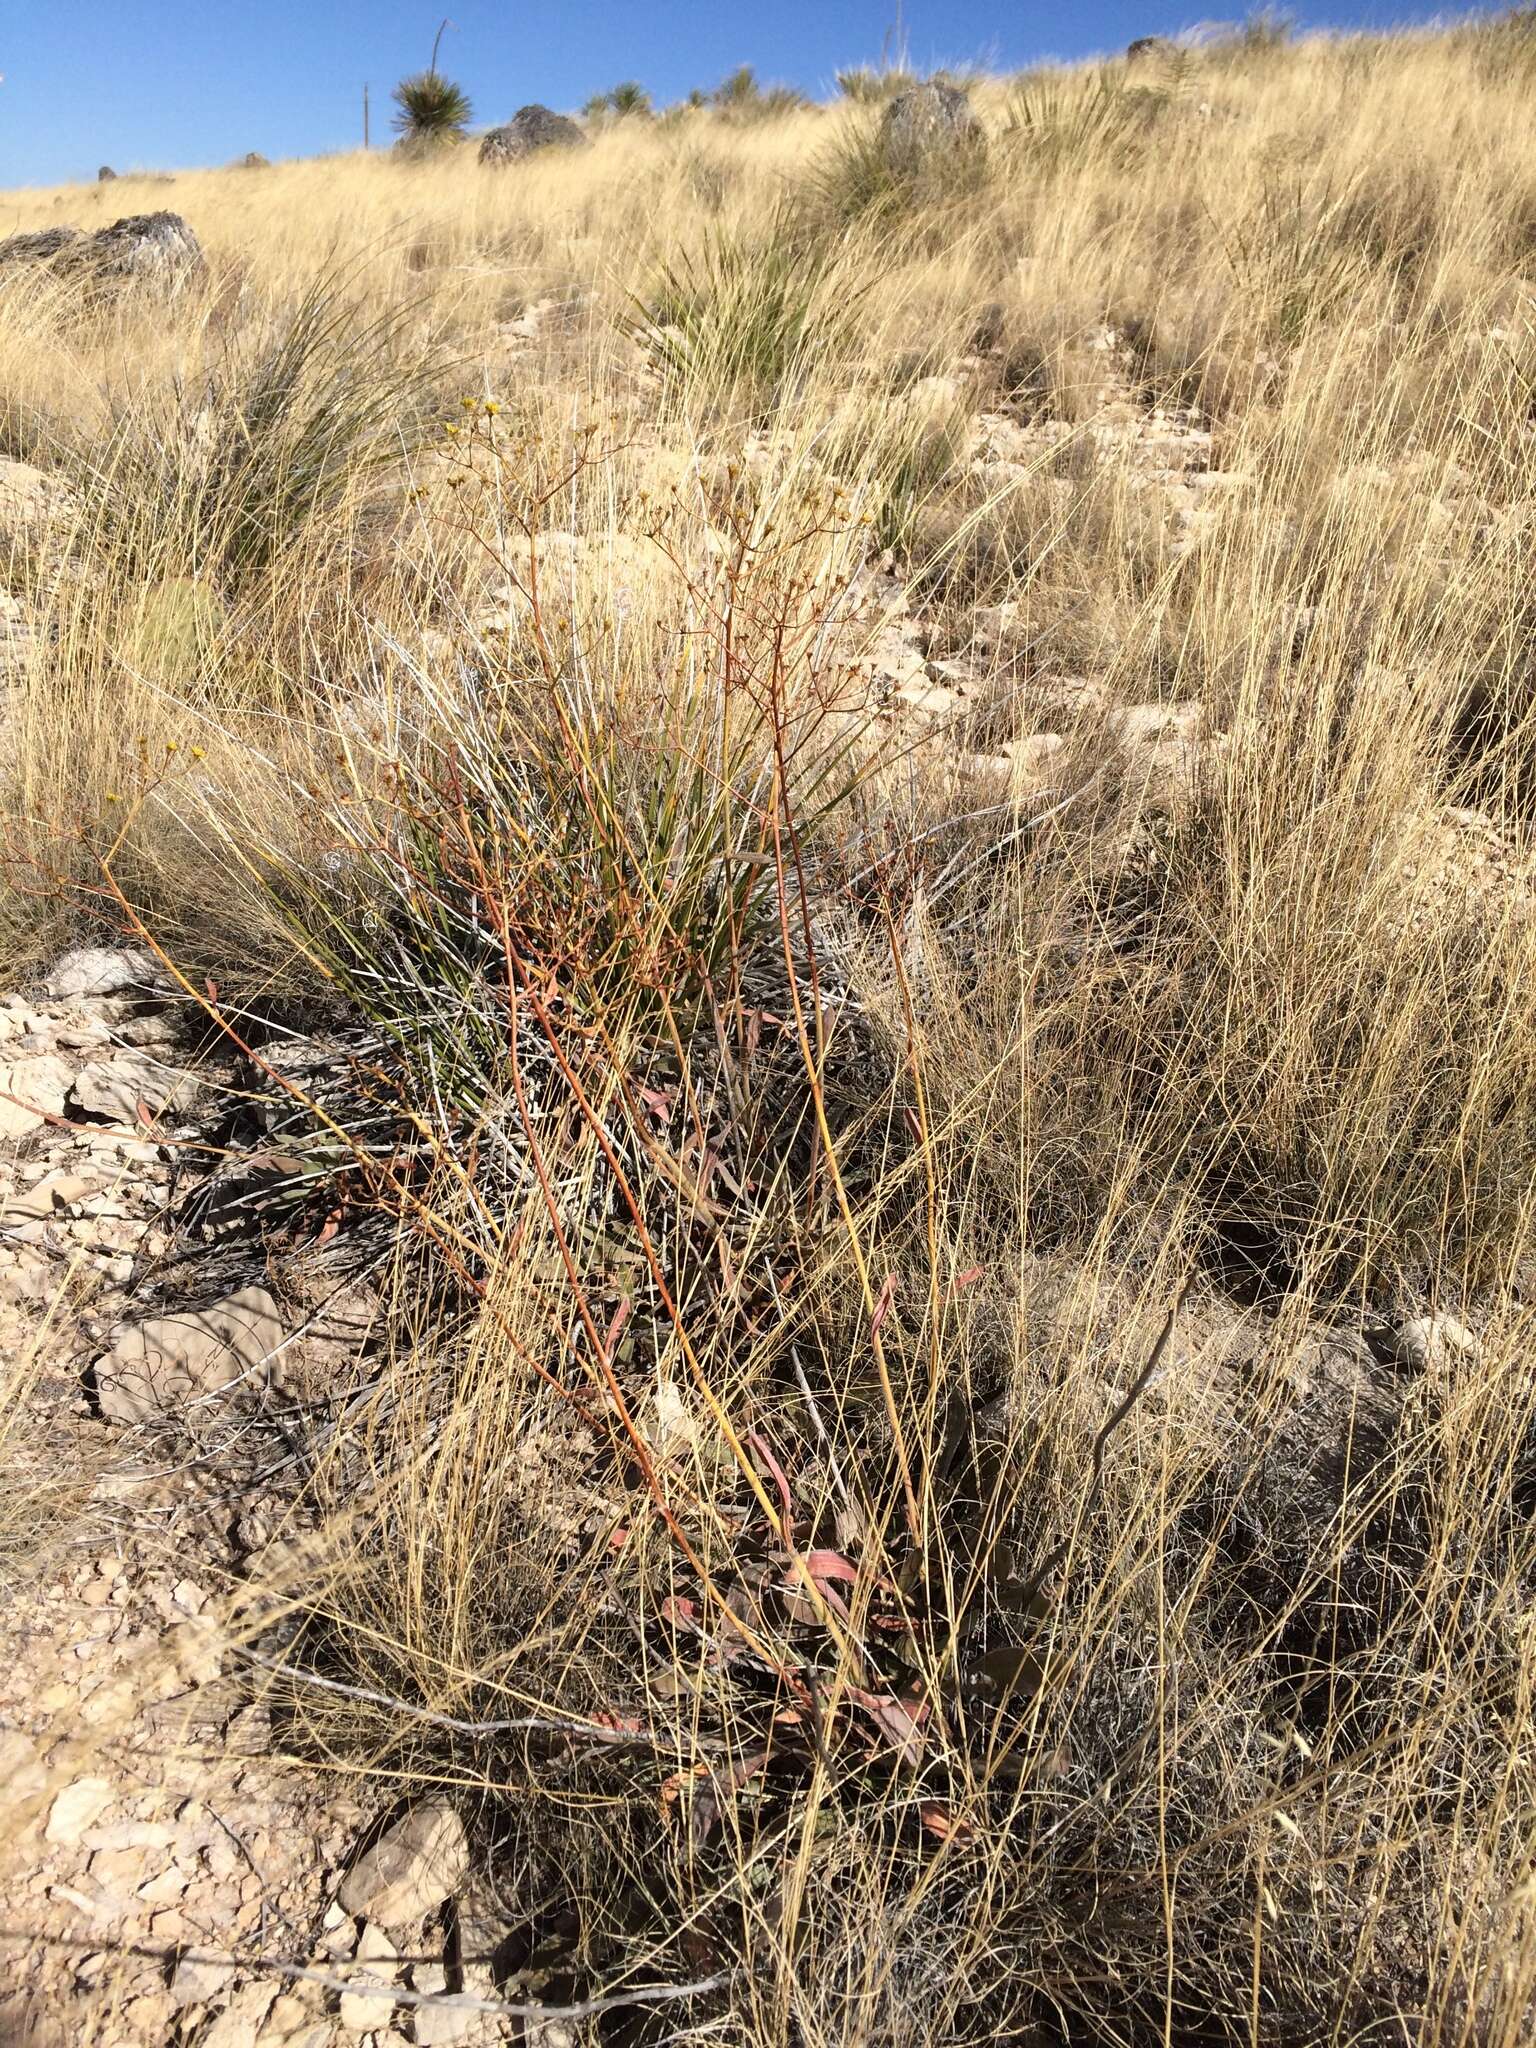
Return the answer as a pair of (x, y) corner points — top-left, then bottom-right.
(479, 106), (587, 164)
(122, 1994), (175, 2038)
(171, 1957), (237, 2007)
(70, 1048), (197, 1124)
(201, 1982), (281, 2048)
(0, 1053), (72, 1139)
(166, 1613), (227, 1685)
(92, 1285), (288, 1423)
(1, 212), (206, 297)
(1, 1171), (96, 1222)
(44, 944), (164, 1000)
(338, 1921), (399, 2031)
(45, 1777), (114, 1846)
(0, 214), (204, 294)
(71, 211), (206, 292)
(0, 1728), (49, 1828)
(411, 1964), (483, 2045)
(525, 2017), (579, 2048)
(0, 457), (79, 552)
(258, 1993), (333, 2045)
(1391, 1313), (1480, 1373)
(337, 1800), (469, 1928)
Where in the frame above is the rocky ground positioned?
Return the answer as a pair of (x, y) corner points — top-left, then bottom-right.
(0, 955), (563, 2048)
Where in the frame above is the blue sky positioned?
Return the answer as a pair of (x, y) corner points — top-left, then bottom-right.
(0, 2), (1486, 190)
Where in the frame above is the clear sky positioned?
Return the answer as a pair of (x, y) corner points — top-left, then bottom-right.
(0, 2), (1486, 191)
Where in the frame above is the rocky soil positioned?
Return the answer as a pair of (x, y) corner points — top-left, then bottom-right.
(0, 955), (565, 2048)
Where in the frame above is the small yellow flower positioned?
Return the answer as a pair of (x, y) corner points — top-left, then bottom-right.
(484, 399), (501, 415)
(460, 395), (477, 411)
(106, 791), (121, 804)
(191, 745), (205, 759)
(165, 739), (178, 752)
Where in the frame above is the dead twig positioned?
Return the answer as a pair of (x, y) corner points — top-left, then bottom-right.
(237, 1647), (708, 1753)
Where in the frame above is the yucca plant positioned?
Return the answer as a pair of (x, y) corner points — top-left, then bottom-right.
(1003, 66), (1168, 173)
(806, 87), (989, 232)
(835, 65), (917, 102)
(390, 69), (473, 149)
(1218, 170), (1371, 346)
(74, 264), (443, 592)
(636, 215), (850, 416)
(711, 65), (761, 110)
(189, 432), (871, 1285)
(606, 80), (652, 118)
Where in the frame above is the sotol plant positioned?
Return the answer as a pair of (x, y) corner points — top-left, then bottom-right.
(391, 71), (473, 149)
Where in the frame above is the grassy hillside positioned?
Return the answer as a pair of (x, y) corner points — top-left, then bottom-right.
(4, 17), (1536, 2044)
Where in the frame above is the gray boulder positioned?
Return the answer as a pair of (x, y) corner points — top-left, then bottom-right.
(0, 226), (85, 269)
(1127, 36), (1175, 62)
(235, 151), (270, 169)
(479, 104), (587, 165)
(72, 210), (204, 290)
(0, 213), (203, 296)
(880, 81), (985, 175)
(97, 164), (117, 182)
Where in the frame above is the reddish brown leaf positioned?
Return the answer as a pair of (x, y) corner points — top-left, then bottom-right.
(849, 1684), (928, 1767)
(660, 1761), (709, 1811)
(802, 1549), (860, 1585)
(871, 1272), (897, 1338)
(592, 1709), (645, 1736)
(747, 1430), (796, 1530)
(601, 1297), (632, 1362)
(919, 1801), (975, 1843)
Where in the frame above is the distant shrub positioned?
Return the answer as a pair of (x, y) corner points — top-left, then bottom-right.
(1219, 170), (1372, 345)
(609, 80), (653, 118)
(712, 65), (761, 110)
(1204, 6), (1295, 67)
(705, 65), (808, 119)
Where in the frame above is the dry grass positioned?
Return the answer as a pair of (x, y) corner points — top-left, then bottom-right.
(6, 16), (1536, 2044)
